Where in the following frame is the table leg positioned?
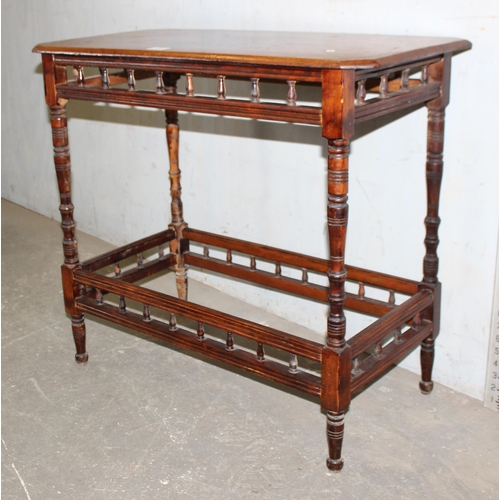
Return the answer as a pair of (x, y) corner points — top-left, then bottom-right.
(162, 70), (188, 300)
(165, 105), (188, 301)
(423, 106), (445, 287)
(322, 138), (352, 471)
(420, 105), (446, 394)
(50, 103), (88, 364)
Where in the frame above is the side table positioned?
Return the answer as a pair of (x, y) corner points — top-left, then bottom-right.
(34, 30), (471, 470)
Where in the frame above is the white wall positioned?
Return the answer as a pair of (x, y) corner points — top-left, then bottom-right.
(2, 0), (497, 400)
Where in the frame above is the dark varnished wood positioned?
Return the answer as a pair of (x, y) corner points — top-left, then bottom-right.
(164, 83), (189, 301)
(47, 63), (89, 363)
(81, 228), (175, 271)
(35, 30), (470, 471)
(351, 321), (433, 394)
(183, 251), (398, 318)
(55, 84), (323, 125)
(74, 270), (324, 362)
(76, 296), (322, 396)
(184, 227), (420, 294)
(88, 254), (176, 293)
(418, 55), (450, 394)
(320, 68), (355, 471)
(33, 30), (470, 70)
(348, 290), (434, 358)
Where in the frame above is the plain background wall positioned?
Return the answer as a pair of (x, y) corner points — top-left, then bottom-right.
(1, 0), (498, 401)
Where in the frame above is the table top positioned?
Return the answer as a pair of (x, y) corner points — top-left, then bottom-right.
(33, 30), (471, 70)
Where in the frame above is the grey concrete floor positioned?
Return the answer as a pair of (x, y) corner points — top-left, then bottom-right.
(2, 199), (498, 499)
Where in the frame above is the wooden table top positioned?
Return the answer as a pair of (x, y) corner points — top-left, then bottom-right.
(33, 30), (471, 70)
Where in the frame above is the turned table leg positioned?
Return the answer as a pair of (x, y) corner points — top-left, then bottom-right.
(50, 103), (88, 364)
(321, 138), (352, 471)
(420, 105), (445, 394)
(320, 70), (354, 471)
(420, 56), (450, 394)
(164, 74), (188, 300)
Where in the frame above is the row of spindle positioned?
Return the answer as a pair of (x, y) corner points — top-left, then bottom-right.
(101, 251), (408, 377)
(355, 65), (429, 105)
(201, 246), (404, 302)
(351, 312), (422, 376)
(356, 282), (396, 306)
(74, 63), (431, 109)
(93, 255), (300, 374)
(203, 244), (310, 282)
(73, 66), (299, 105)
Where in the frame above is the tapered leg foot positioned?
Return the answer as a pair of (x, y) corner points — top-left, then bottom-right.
(419, 337), (434, 394)
(326, 411), (345, 472)
(75, 352), (89, 364)
(419, 380), (434, 394)
(71, 314), (88, 364)
(326, 457), (344, 472)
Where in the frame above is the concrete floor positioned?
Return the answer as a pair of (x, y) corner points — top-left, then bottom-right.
(2, 199), (498, 499)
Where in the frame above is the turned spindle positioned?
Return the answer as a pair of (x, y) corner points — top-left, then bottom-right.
(203, 245), (209, 257)
(143, 304), (151, 322)
(358, 282), (365, 298)
(256, 343), (265, 361)
(413, 313), (422, 327)
(127, 69), (136, 91)
(351, 357), (361, 375)
(99, 68), (109, 89)
(421, 65), (429, 85)
(74, 66), (85, 85)
(185, 73), (194, 96)
(250, 78), (260, 103)
(250, 256), (256, 270)
(119, 296), (126, 314)
(155, 71), (164, 94)
(380, 74), (389, 98)
(169, 313), (177, 331)
(226, 249), (232, 263)
(158, 244), (165, 259)
(394, 327), (403, 344)
(197, 322), (205, 340)
(137, 253), (144, 268)
(114, 263), (122, 277)
(286, 80), (297, 106)
(275, 262), (282, 276)
(355, 79), (366, 105)
(217, 75), (226, 99)
(388, 290), (395, 306)
(301, 268), (308, 282)
(401, 68), (410, 91)
(289, 354), (298, 374)
(226, 332), (234, 351)
(95, 289), (103, 305)
(374, 342), (383, 358)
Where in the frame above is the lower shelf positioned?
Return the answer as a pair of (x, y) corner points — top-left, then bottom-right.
(76, 295), (322, 397)
(76, 228), (436, 397)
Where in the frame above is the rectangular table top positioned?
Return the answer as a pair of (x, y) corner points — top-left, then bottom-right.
(33, 30), (471, 71)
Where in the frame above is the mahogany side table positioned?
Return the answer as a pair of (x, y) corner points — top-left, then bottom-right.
(33, 30), (471, 470)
